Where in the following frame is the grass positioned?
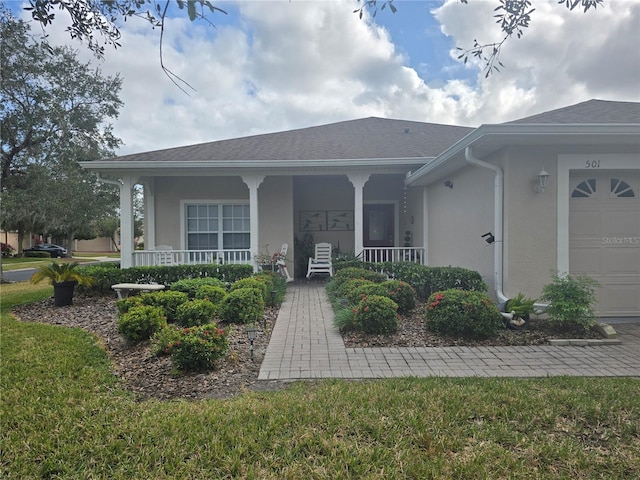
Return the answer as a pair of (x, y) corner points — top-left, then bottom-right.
(2, 283), (639, 478)
(2, 253), (120, 272)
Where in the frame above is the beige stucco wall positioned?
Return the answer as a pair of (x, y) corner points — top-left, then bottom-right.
(153, 176), (248, 249)
(426, 162), (496, 294)
(258, 176), (294, 273)
(502, 147), (559, 299)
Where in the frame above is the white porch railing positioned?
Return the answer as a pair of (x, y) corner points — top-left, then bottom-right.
(133, 249), (252, 267)
(361, 247), (426, 264)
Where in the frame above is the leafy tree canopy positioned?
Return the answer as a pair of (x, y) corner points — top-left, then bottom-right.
(1, 7), (122, 254)
(21, 0), (604, 76)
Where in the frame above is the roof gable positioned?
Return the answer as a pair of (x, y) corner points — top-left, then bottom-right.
(506, 99), (640, 124)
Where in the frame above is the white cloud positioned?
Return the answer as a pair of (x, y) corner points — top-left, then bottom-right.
(21, 0), (640, 155)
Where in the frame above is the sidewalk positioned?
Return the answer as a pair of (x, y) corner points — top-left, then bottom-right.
(258, 283), (640, 380)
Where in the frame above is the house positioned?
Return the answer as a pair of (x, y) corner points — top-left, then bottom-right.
(81, 99), (640, 317)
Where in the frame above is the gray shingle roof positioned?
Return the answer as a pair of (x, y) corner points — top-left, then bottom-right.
(105, 117), (474, 163)
(506, 99), (640, 124)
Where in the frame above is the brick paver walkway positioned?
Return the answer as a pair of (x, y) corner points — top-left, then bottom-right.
(258, 283), (640, 380)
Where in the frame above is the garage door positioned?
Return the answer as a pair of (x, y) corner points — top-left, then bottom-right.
(569, 170), (640, 316)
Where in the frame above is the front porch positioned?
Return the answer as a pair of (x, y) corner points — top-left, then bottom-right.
(131, 246), (426, 268)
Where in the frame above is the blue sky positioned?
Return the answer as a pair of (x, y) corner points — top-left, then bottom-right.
(9, 0), (640, 154)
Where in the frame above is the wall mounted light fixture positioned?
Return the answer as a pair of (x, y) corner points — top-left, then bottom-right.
(444, 180), (454, 189)
(482, 232), (495, 244)
(534, 168), (550, 193)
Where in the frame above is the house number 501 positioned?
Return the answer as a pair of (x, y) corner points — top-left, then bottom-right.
(585, 160), (601, 168)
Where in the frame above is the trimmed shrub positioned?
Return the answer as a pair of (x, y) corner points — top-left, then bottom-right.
(346, 282), (388, 306)
(381, 280), (416, 314)
(425, 289), (503, 338)
(354, 295), (398, 334)
(117, 305), (167, 342)
(219, 287), (265, 324)
(336, 278), (376, 299)
(116, 295), (144, 314)
(171, 277), (226, 299)
(540, 273), (600, 329)
(334, 267), (385, 287)
(195, 285), (227, 305)
(150, 325), (182, 356)
(167, 324), (229, 371)
(253, 272), (287, 306)
(230, 277), (268, 302)
(140, 290), (189, 322)
(175, 299), (218, 327)
(77, 263), (253, 296)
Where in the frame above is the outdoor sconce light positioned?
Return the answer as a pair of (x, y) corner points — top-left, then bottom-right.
(534, 168), (550, 193)
(246, 326), (258, 361)
(482, 232), (495, 244)
(444, 180), (454, 189)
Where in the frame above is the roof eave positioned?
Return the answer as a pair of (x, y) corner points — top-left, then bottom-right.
(80, 156), (435, 171)
(405, 123), (640, 186)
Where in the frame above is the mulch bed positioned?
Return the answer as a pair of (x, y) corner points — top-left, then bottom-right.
(342, 302), (603, 348)
(11, 295), (602, 401)
(11, 295), (288, 401)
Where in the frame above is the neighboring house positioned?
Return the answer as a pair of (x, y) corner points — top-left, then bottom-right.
(81, 99), (640, 317)
(0, 232), (118, 254)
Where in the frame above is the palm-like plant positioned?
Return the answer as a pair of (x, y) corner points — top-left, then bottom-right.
(30, 262), (94, 286)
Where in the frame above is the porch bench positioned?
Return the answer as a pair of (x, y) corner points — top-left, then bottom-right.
(111, 283), (165, 300)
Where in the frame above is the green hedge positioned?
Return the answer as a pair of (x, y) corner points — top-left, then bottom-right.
(333, 260), (487, 299)
(78, 263), (254, 296)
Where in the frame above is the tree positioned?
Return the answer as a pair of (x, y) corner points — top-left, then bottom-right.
(21, 0), (604, 78)
(355, 0), (604, 77)
(0, 8), (122, 272)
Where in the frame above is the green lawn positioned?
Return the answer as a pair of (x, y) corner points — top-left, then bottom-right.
(2, 253), (119, 272)
(2, 282), (639, 478)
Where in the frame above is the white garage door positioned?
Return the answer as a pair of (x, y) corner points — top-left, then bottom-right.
(569, 170), (640, 317)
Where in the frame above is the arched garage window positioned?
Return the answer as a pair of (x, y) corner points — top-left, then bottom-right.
(611, 178), (635, 198)
(571, 179), (596, 198)
(571, 177), (636, 198)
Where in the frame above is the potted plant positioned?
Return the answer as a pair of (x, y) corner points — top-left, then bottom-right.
(30, 262), (95, 307)
(498, 292), (536, 330)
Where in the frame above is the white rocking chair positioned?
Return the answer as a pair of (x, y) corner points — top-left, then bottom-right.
(306, 242), (333, 279)
(277, 243), (294, 283)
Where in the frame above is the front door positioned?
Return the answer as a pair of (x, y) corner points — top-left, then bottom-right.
(364, 204), (394, 247)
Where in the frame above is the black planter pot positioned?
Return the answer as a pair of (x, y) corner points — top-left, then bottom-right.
(53, 281), (77, 307)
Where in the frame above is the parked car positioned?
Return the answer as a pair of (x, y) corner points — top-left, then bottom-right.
(24, 243), (68, 258)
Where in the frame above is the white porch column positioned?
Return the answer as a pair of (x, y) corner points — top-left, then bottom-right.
(347, 173), (371, 257)
(242, 174), (265, 268)
(422, 185), (429, 265)
(142, 180), (156, 250)
(120, 175), (136, 268)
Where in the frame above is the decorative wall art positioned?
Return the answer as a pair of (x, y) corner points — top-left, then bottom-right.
(299, 210), (354, 232)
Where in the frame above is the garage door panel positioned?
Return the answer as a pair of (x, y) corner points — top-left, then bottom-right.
(568, 210), (601, 235)
(605, 248), (640, 275)
(605, 211), (640, 235)
(570, 170), (640, 316)
(569, 247), (601, 274)
(599, 285), (640, 316)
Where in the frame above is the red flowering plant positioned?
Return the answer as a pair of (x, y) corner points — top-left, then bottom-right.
(164, 324), (229, 371)
(353, 294), (399, 334)
(381, 280), (416, 314)
(425, 289), (503, 339)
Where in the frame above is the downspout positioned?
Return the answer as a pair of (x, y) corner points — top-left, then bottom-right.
(464, 147), (509, 303)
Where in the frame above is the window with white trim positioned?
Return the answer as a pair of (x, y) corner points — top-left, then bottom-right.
(186, 203), (250, 250)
